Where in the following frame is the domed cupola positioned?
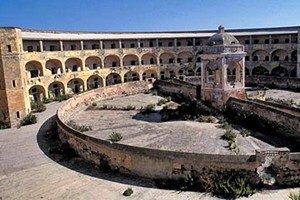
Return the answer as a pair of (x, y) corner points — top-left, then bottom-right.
(207, 25), (239, 46)
(199, 26), (247, 108)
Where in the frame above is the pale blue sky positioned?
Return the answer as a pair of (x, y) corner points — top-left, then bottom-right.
(0, 0), (299, 31)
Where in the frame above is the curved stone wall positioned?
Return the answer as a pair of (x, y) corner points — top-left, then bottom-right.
(56, 81), (300, 185)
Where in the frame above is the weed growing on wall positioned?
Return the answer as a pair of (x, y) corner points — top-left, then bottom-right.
(67, 120), (92, 132)
(109, 132), (123, 142)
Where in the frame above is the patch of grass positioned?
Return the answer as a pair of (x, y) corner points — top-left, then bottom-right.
(20, 113), (37, 126)
(123, 187), (133, 196)
(31, 101), (46, 113)
(109, 132), (123, 142)
(67, 120), (92, 132)
(140, 104), (156, 114)
(289, 191), (300, 200)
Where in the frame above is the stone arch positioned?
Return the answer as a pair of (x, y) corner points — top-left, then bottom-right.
(159, 52), (175, 64)
(124, 71), (140, 82)
(67, 78), (84, 94)
(85, 56), (102, 70)
(291, 50), (297, 61)
(104, 55), (120, 67)
(142, 69), (158, 80)
(29, 85), (46, 102)
(45, 59), (63, 75)
(271, 49), (288, 61)
(252, 66), (269, 76)
(252, 50), (269, 61)
(87, 75), (103, 89)
(141, 53), (156, 65)
(123, 54), (139, 66)
(271, 66), (288, 77)
(105, 73), (121, 86)
(204, 61), (221, 84)
(48, 81), (65, 98)
(227, 62), (241, 83)
(25, 60), (44, 78)
(177, 51), (193, 64)
(65, 57), (83, 72)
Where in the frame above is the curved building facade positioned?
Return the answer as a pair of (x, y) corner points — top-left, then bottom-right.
(0, 26), (299, 126)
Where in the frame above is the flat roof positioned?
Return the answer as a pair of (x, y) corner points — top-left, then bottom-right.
(1, 26), (298, 40)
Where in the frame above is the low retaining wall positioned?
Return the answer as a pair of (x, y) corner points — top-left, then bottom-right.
(154, 79), (200, 100)
(226, 98), (300, 142)
(246, 76), (300, 91)
(56, 81), (300, 187)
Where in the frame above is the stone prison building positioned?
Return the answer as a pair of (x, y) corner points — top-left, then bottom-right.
(0, 26), (300, 127)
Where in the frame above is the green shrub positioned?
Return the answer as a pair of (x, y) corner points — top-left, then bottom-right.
(20, 113), (37, 126)
(0, 121), (9, 129)
(166, 96), (172, 102)
(43, 98), (53, 104)
(140, 104), (156, 114)
(67, 120), (92, 132)
(222, 129), (237, 141)
(92, 102), (97, 107)
(222, 129), (239, 154)
(55, 94), (72, 102)
(213, 175), (256, 199)
(289, 191), (300, 200)
(123, 187), (133, 196)
(241, 129), (251, 137)
(109, 132), (123, 142)
(31, 101), (46, 113)
(220, 122), (233, 131)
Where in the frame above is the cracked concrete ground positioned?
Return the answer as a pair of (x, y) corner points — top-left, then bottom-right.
(73, 94), (274, 155)
(0, 101), (299, 200)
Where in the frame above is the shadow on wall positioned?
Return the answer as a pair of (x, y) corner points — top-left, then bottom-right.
(36, 115), (155, 188)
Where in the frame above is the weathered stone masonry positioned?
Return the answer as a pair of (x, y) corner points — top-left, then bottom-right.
(1, 26), (300, 126)
(57, 82), (300, 186)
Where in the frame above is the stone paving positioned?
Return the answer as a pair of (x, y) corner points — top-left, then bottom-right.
(0, 101), (299, 200)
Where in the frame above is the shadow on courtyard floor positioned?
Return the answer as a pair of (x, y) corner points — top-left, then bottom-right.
(36, 115), (156, 189)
